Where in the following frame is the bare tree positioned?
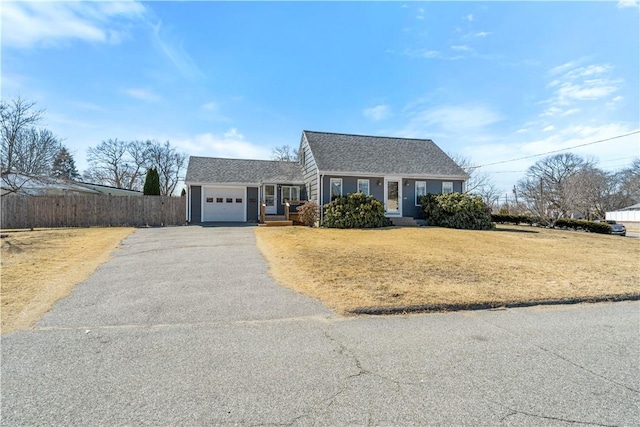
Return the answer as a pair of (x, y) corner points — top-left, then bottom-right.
(1, 98), (62, 195)
(566, 166), (612, 220)
(517, 153), (594, 224)
(272, 145), (298, 162)
(448, 152), (501, 206)
(146, 140), (187, 195)
(614, 158), (640, 207)
(84, 139), (144, 190)
(124, 140), (151, 190)
(85, 138), (187, 194)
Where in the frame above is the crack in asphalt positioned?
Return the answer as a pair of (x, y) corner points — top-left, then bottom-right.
(34, 315), (335, 332)
(281, 327), (396, 426)
(478, 314), (640, 394)
(499, 407), (619, 426)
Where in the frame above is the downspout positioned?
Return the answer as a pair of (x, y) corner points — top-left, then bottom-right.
(319, 172), (324, 225)
(186, 185), (190, 223)
(258, 182), (262, 221)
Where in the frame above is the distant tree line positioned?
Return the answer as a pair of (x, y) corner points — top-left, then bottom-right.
(84, 138), (186, 196)
(1, 97), (186, 196)
(515, 153), (638, 224)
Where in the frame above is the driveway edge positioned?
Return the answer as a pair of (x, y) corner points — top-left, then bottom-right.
(348, 293), (640, 315)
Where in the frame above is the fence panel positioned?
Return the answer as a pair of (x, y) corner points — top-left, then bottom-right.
(1, 195), (186, 229)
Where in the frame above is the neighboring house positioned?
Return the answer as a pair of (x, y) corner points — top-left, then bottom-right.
(0, 174), (143, 196)
(184, 130), (468, 223)
(606, 203), (640, 223)
(75, 182), (143, 196)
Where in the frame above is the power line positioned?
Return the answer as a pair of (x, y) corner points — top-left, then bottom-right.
(599, 155), (639, 163)
(469, 130), (640, 170)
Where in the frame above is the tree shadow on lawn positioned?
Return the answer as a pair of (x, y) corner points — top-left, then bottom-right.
(493, 227), (539, 234)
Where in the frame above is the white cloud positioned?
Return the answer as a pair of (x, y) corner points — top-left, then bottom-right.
(606, 95), (625, 108)
(224, 128), (244, 139)
(150, 21), (203, 80)
(542, 125), (555, 132)
(549, 61), (578, 75)
(475, 31), (491, 37)
(123, 88), (161, 102)
(545, 62), (621, 107)
(202, 101), (219, 111)
(399, 104), (502, 138)
(451, 45), (471, 51)
(175, 129), (272, 160)
(363, 105), (391, 121)
(562, 108), (580, 116)
(401, 48), (465, 61)
(1, 1), (146, 49)
(565, 64), (612, 78)
(464, 14), (474, 21)
(617, 0), (639, 8)
(556, 79), (620, 101)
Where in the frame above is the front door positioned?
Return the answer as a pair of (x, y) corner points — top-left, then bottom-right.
(384, 178), (402, 216)
(264, 184), (277, 214)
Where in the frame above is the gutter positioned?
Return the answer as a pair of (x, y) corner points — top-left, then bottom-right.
(319, 172), (324, 225)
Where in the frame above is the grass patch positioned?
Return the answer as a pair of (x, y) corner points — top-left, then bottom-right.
(1, 227), (134, 334)
(255, 225), (639, 314)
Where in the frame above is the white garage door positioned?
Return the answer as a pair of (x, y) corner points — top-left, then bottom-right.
(202, 187), (245, 222)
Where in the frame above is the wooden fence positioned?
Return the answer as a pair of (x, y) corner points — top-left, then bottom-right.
(1, 195), (186, 229)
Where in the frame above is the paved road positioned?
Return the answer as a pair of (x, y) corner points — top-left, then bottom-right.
(2, 226), (638, 426)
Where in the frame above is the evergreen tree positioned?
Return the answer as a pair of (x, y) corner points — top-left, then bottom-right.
(51, 147), (80, 180)
(143, 167), (161, 195)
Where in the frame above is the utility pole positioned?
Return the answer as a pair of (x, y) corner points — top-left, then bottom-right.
(539, 177), (544, 217)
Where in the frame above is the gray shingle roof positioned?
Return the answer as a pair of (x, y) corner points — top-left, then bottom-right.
(185, 157), (303, 184)
(303, 130), (468, 178)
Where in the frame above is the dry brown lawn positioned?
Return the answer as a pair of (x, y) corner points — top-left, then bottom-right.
(1, 227), (134, 334)
(255, 225), (640, 314)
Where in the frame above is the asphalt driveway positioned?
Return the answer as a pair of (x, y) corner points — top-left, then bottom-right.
(2, 226), (638, 426)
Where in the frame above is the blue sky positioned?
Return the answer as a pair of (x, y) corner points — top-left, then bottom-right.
(2, 1), (639, 194)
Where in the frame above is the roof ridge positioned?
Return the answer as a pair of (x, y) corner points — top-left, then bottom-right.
(192, 156), (296, 164)
(303, 130), (434, 143)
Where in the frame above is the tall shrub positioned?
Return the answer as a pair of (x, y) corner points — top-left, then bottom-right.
(296, 200), (319, 227)
(143, 167), (160, 195)
(323, 193), (391, 229)
(421, 192), (494, 230)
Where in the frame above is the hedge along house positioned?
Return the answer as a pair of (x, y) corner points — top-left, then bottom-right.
(185, 130), (468, 223)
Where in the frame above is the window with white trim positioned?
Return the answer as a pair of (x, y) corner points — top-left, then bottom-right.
(281, 186), (299, 204)
(415, 181), (426, 205)
(442, 181), (454, 194)
(330, 178), (342, 201)
(357, 179), (370, 195)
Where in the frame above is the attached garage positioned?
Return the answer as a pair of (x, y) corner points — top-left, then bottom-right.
(202, 186), (246, 222)
(185, 157), (304, 224)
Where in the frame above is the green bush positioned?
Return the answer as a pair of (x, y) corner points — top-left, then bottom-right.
(323, 193), (391, 229)
(555, 218), (612, 234)
(143, 167), (160, 195)
(421, 193), (494, 230)
(296, 200), (319, 227)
